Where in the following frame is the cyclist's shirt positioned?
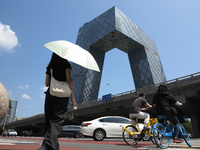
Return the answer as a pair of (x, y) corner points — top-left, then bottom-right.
(130, 97), (147, 113)
(152, 93), (177, 115)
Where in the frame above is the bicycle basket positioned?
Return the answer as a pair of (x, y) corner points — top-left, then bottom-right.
(149, 118), (158, 125)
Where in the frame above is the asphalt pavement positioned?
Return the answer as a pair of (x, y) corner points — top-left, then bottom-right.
(0, 136), (200, 150)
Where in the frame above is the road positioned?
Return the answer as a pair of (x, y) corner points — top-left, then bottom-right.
(0, 136), (200, 150)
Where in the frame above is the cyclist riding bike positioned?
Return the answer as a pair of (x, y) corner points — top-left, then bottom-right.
(129, 93), (152, 131)
(152, 84), (183, 143)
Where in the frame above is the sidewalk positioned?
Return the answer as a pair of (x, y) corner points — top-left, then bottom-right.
(0, 136), (200, 150)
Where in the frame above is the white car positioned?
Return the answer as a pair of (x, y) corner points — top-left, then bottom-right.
(7, 129), (17, 136)
(81, 116), (144, 141)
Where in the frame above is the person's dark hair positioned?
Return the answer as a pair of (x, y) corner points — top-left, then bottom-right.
(156, 84), (169, 95)
(139, 93), (145, 97)
(47, 53), (69, 70)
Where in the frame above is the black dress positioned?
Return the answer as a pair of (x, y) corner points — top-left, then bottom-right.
(43, 61), (71, 150)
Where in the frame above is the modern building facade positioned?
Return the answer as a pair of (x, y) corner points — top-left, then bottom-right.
(7, 99), (18, 123)
(71, 6), (166, 104)
(0, 99), (18, 126)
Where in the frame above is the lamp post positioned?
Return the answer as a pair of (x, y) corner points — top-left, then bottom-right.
(106, 83), (114, 95)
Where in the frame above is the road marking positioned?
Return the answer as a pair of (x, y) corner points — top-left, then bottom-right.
(0, 139), (39, 145)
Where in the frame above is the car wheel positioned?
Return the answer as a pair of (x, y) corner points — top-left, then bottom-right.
(93, 129), (105, 141)
(75, 133), (82, 138)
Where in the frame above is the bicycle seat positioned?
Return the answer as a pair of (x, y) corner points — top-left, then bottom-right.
(131, 117), (138, 121)
(131, 117), (140, 123)
(157, 115), (166, 119)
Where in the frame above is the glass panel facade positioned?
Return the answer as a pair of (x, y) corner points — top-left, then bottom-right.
(71, 6), (166, 104)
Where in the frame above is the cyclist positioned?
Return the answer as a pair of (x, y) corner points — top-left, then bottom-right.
(152, 84), (183, 143)
(129, 93), (152, 131)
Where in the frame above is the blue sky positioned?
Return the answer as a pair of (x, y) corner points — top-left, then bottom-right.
(0, 0), (199, 118)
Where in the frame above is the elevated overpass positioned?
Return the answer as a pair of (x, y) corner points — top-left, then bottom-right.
(1, 72), (200, 137)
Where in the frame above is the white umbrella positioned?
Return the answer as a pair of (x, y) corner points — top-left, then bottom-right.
(44, 40), (100, 72)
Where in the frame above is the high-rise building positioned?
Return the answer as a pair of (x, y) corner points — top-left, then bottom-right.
(7, 99), (18, 123)
(0, 99), (18, 125)
(71, 6), (166, 104)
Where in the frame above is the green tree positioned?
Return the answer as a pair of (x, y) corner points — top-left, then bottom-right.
(181, 121), (193, 134)
(9, 100), (12, 109)
(167, 120), (193, 134)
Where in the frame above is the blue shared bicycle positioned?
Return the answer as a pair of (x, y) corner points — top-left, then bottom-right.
(153, 115), (192, 148)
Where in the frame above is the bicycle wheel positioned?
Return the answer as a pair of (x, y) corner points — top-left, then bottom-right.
(149, 129), (156, 144)
(179, 125), (192, 147)
(153, 123), (170, 148)
(123, 125), (139, 145)
(142, 132), (150, 141)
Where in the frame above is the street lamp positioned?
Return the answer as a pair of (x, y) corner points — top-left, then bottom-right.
(106, 83), (114, 95)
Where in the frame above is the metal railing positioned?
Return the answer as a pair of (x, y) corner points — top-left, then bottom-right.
(2, 72), (200, 125)
(77, 72), (200, 107)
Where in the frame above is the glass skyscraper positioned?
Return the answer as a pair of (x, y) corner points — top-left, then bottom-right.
(71, 6), (166, 104)
(0, 99), (18, 125)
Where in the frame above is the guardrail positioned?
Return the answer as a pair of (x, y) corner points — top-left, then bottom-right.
(2, 72), (200, 127)
(77, 72), (200, 106)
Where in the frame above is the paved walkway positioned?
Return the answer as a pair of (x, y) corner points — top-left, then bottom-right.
(0, 136), (200, 150)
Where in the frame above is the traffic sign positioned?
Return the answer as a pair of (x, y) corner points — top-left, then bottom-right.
(102, 94), (112, 102)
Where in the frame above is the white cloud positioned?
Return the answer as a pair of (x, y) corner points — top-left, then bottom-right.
(40, 86), (48, 92)
(21, 94), (31, 99)
(41, 95), (45, 99)
(7, 90), (12, 97)
(0, 21), (19, 53)
(18, 84), (29, 89)
(40, 86), (47, 100)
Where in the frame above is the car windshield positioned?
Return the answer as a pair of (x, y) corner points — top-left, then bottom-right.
(69, 126), (80, 129)
(63, 126), (81, 130)
(9, 129), (16, 132)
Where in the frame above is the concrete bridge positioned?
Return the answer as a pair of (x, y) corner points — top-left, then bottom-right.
(1, 72), (200, 137)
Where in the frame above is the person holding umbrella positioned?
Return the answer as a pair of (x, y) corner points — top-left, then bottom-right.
(40, 40), (100, 150)
(38, 53), (77, 150)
